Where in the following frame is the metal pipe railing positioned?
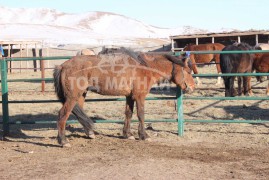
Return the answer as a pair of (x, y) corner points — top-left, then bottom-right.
(1, 50), (269, 137)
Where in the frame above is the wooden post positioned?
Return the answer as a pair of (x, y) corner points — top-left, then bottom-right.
(26, 44), (29, 69)
(238, 36), (241, 43)
(34, 43), (37, 72)
(171, 39), (174, 52)
(8, 44), (11, 73)
(41, 59), (45, 93)
(255, 34), (259, 45)
(20, 44), (22, 73)
(212, 37), (215, 43)
(0, 44), (2, 59)
(196, 38), (199, 45)
(40, 48), (45, 93)
(46, 47), (50, 68)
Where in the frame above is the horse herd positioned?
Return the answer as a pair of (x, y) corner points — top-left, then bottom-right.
(184, 42), (269, 97)
(53, 43), (269, 147)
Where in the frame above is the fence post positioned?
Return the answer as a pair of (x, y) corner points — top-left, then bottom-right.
(176, 86), (184, 136)
(1, 59), (10, 136)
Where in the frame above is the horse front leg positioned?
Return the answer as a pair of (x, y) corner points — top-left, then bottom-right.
(57, 100), (75, 147)
(190, 57), (201, 86)
(243, 76), (253, 96)
(215, 56), (222, 86)
(135, 96), (150, 141)
(123, 96), (135, 140)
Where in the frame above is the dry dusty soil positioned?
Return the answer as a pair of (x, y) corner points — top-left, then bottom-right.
(1, 66), (269, 180)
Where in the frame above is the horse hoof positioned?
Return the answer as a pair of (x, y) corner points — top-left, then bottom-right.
(62, 143), (71, 148)
(88, 134), (96, 139)
(128, 136), (135, 140)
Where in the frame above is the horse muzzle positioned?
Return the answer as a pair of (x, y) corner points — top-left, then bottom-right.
(181, 83), (194, 94)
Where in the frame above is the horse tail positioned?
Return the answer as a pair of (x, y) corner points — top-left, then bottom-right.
(72, 103), (96, 125)
(53, 66), (65, 104)
(220, 53), (231, 74)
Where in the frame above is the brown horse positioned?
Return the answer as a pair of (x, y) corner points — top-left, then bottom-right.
(220, 43), (254, 97)
(183, 43), (225, 86)
(53, 49), (195, 147)
(253, 53), (269, 95)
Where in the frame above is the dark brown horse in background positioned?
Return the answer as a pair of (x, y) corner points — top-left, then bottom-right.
(53, 49), (195, 147)
(183, 43), (225, 86)
(253, 53), (269, 95)
(220, 43), (254, 97)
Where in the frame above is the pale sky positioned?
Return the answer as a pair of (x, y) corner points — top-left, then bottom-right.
(0, 0), (268, 30)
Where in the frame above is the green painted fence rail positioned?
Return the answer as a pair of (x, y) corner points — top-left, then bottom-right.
(4, 56), (73, 61)
(1, 50), (269, 137)
(6, 119), (268, 125)
(2, 96), (269, 104)
(4, 72), (269, 83)
(175, 49), (269, 55)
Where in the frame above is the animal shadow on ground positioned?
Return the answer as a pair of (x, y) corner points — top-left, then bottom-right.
(0, 113), (110, 147)
(185, 99), (269, 135)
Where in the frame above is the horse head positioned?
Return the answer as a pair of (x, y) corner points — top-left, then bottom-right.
(164, 54), (195, 93)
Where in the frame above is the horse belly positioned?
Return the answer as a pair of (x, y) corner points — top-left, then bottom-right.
(89, 75), (132, 96)
(194, 54), (213, 64)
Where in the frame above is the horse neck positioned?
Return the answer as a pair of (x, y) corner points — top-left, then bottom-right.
(145, 58), (173, 81)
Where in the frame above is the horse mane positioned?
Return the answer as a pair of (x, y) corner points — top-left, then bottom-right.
(233, 42), (254, 50)
(99, 47), (148, 66)
(163, 54), (186, 67)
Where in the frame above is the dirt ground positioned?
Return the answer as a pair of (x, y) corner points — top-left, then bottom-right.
(1, 65), (269, 180)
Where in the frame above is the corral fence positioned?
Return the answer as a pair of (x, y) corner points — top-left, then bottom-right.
(1, 49), (269, 137)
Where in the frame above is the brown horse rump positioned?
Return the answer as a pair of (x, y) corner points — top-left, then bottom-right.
(183, 43), (225, 85)
(253, 53), (269, 95)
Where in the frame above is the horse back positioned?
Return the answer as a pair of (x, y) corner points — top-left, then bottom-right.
(185, 43), (224, 63)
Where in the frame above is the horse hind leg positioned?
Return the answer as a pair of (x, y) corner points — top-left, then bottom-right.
(225, 76), (236, 97)
(215, 56), (223, 86)
(57, 100), (76, 147)
(135, 95), (150, 141)
(243, 76), (253, 96)
(123, 96), (135, 140)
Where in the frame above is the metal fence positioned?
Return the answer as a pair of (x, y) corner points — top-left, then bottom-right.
(1, 50), (269, 137)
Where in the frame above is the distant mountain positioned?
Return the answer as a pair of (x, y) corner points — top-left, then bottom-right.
(0, 6), (231, 45)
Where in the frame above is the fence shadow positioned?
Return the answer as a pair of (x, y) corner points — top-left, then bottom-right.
(217, 101), (269, 129)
